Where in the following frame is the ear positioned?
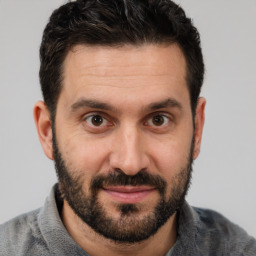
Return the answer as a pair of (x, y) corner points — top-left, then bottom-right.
(193, 97), (206, 160)
(33, 101), (54, 160)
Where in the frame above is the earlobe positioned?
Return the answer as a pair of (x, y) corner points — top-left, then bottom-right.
(33, 101), (54, 160)
(193, 97), (206, 160)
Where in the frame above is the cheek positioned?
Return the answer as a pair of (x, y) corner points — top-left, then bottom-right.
(149, 136), (192, 178)
(61, 134), (111, 175)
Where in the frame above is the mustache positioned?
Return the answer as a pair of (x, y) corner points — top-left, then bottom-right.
(90, 170), (167, 195)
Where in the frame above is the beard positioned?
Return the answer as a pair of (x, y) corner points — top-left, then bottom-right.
(52, 131), (194, 244)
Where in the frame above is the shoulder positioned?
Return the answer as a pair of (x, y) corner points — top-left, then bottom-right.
(192, 206), (256, 255)
(0, 208), (49, 255)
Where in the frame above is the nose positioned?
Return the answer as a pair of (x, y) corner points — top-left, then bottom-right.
(109, 125), (150, 176)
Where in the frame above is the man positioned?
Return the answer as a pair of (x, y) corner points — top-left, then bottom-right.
(0, 0), (255, 255)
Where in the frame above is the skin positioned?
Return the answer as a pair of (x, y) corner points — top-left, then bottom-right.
(34, 44), (206, 256)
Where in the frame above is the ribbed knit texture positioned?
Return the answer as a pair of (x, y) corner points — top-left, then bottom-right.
(1, 184), (256, 255)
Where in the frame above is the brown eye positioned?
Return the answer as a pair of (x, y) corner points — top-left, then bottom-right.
(86, 115), (106, 126)
(147, 114), (169, 127)
(152, 115), (164, 126)
(92, 115), (103, 126)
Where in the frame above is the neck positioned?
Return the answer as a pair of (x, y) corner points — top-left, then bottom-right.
(61, 200), (177, 256)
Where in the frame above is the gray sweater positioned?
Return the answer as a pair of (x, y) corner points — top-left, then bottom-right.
(1, 184), (256, 255)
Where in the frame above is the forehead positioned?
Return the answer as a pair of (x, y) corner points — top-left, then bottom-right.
(63, 43), (187, 80)
(60, 43), (189, 110)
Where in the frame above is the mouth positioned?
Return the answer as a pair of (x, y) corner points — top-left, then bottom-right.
(102, 186), (156, 204)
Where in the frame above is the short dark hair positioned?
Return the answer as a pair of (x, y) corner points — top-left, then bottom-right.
(39, 0), (204, 118)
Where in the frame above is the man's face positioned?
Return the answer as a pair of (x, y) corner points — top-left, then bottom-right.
(53, 44), (197, 242)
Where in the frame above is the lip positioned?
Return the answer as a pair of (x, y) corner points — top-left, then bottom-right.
(102, 186), (155, 204)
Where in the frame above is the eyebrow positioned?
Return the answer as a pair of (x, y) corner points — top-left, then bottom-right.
(70, 97), (182, 113)
(71, 98), (116, 112)
(147, 98), (183, 111)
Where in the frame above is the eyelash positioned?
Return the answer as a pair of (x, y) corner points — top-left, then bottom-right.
(85, 115), (108, 127)
(144, 114), (171, 127)
(83, 113), (112, 129)
(83, 112), (172, 130)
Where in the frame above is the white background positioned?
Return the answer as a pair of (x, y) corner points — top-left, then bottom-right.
(0, 0), (255, 237)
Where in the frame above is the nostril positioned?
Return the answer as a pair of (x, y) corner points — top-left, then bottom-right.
(113, 167), (148, 176)
(114, 168), (126, 175)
